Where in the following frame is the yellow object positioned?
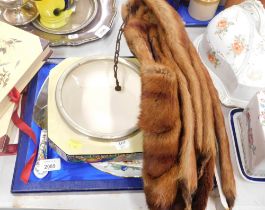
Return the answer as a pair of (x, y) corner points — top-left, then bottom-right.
(34, 0), (73, 29)
(68, 139), (83, 150)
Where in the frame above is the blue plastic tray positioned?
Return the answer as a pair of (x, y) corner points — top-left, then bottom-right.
(11, 62), (143, 193)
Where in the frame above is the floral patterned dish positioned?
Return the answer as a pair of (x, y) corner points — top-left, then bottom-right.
(194, 35), (248, 108)
(230, 108), (265, 182)
(90, 160), (142, 178)
(194, 0), (265, 108)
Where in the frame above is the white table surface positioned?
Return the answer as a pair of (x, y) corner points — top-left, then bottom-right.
(0, 0), (224, 209)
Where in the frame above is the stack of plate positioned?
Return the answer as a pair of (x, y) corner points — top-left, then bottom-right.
(47, 57), (143, 164)
(32, 57), (143, 178)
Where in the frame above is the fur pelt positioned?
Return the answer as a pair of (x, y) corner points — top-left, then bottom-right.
(122, 0), (236, 209)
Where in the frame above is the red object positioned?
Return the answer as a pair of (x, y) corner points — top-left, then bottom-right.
(8, 87), (37, 184)
(0, 135), (17, 156)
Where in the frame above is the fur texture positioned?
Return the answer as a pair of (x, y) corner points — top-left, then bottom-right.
(122, 0), (236, 209)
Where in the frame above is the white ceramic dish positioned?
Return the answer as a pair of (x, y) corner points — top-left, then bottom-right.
(229, 108), (265, 182)
(194, 0), (265, 108)
(194, 35), (248, 108)
(55, 57), (141, 140)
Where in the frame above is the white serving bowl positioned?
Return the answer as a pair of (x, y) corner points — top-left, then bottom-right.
(235, 90), (265, 178)
(194, 0), (265, 108)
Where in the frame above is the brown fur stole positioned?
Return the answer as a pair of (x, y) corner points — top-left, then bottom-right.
(122, 0), (236, 209)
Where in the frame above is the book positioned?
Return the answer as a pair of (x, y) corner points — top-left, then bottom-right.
(0, 97), (21, 155)
(0, 20), (51, 118)
(0, 103), (15, 138)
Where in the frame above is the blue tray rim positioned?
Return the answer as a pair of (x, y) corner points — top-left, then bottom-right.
(11, 63), (143, 193)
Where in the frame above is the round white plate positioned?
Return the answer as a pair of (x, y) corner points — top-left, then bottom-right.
(55, 57), (141, 140)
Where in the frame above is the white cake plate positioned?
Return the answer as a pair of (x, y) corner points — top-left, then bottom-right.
(55, 56), (141, 140)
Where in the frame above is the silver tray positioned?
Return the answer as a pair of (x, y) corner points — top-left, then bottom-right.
(0, 0), (116, 46)
(32, 0), (98, 35)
